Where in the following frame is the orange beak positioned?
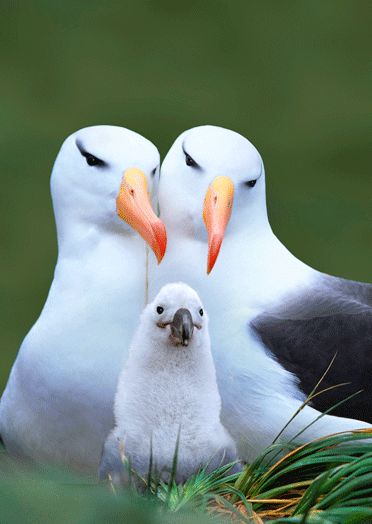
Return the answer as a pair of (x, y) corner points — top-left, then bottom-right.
(203, 176), (234, 274)
(116, 168), (167, 263)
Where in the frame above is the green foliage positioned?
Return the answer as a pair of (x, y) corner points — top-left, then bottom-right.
(151, 462), (241, 512)
(234, 430), (372, 523)
(0, 452), (225, 524)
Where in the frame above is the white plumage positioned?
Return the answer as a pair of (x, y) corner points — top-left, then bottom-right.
(0, 125), (161, 470)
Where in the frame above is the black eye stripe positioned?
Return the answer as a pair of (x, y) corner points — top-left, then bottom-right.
(245, 179), (257, 188)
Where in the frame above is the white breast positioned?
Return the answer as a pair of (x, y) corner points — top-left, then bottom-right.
(0, 234), (147, 470)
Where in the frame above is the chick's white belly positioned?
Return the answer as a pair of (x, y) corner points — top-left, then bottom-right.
(120, 423), (231, 480)
(113, 363), (232, 478)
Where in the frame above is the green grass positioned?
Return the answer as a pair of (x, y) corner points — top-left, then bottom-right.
(2, 430), (371, 524)
(233, 429), (372, 523)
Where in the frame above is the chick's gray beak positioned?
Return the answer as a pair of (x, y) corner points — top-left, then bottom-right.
(170, 308), (194, 347)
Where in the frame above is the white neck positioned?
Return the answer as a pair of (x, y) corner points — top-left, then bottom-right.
(150, 214), (314, 315)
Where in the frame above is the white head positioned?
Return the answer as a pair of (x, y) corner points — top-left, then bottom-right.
(137, 282), (209, 355)
(159, 125), (270, 273)
(51, 125), (166, 260)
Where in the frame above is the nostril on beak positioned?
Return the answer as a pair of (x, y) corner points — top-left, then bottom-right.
(170, 308), (194, 346)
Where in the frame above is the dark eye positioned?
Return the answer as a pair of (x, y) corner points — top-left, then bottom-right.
(151, 166), (157, 176)
(182, 145), (201, 169)
(246, 179), (257, 188)
(156, 306), (164, 314)
(199, 308), (204, 316)
(185, 153), (197, 167)
(83, 152), (105, 167)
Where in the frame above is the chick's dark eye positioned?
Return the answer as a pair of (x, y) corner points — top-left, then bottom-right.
(199, 308), (204, 316)
(185, 153), (197, 167)
(246, 179), (257, 188)
(151, 167), (157, 176)
(156, 306), (164, 314)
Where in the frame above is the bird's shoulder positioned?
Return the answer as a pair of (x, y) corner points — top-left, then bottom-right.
(250, 273), (372, 361)
(249, 274), (372, 418)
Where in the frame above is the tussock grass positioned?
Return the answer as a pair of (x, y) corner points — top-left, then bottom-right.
(232, 429), (372, 523)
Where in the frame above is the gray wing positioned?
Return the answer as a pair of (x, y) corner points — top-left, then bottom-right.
(251, 275), (372, 422)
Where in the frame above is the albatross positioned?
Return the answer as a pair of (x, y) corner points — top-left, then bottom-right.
(150, 125), (371, 461)
(0, 125), (166, 471)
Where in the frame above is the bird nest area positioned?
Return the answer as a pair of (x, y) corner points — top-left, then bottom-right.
(1, 429), (372, 524)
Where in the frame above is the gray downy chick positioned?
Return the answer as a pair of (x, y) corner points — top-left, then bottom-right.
(99, 282), (239, 485)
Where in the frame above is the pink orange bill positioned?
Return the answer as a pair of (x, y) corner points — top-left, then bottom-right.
(203, 176), (234, 274)
(116, 168), (167, 263)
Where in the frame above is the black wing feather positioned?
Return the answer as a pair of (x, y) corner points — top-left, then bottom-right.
(251, 275), (372, 422)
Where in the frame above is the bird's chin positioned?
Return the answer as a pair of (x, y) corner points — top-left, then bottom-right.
(169, 335), (190, 348)
(155, 323), (195, 348)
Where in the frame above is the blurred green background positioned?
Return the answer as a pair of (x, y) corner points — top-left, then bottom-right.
(1, 1), (371, 392)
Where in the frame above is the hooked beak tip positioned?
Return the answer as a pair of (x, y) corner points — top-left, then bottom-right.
(203, 176), (234, 275)
(206, 233), (223, 274)
(152, 220), (167, 264)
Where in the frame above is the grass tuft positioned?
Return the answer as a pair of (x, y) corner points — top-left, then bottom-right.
(233, 429), (372, 523)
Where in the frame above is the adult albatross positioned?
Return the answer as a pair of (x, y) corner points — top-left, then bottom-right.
(150, 125), (371, 461)
(0, 125), (166, 471)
